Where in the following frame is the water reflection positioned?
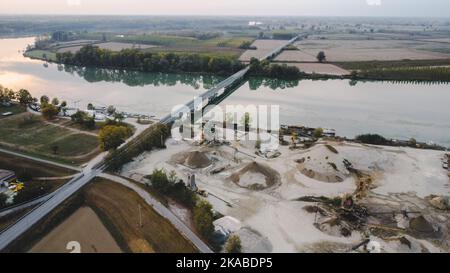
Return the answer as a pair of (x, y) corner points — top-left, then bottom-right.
(60, 64), (224, 89)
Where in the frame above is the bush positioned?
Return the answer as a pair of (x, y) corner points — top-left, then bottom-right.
(225, 235), (242, 253)
(98, 125), (133, 151)
(149, 169), (197, 208)
(355, 134), (388, 145)
(313, 128), (323, 138)
(106, 123), (170, 171)
(194, 200), (215, 239)
(41, 103), (59, 120)
(71, 111), (95, 129)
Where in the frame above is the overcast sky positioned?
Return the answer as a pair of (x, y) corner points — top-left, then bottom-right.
(0, 0), (449, 17)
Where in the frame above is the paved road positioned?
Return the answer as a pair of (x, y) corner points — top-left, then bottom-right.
(99, 173), (213, 253)
(0, 148), (81, 172)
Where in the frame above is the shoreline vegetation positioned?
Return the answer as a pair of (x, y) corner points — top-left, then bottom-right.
(25, 45), (450, 83)
(54, 45), (244, 76)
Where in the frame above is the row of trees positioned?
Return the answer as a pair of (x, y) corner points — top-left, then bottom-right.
(248, 58), (303, 80)
(0, 86), (34, 106)
(56, 45), (244, 75)
(39, 95), (67, 120)
(353, 66), (450, 82)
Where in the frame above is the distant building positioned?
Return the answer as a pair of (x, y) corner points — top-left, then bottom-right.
(323, 128), (336, 137)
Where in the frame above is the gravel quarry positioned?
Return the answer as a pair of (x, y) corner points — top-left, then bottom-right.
(120, 133), (450, 253)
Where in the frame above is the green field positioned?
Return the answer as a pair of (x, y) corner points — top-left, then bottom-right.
(0, 113), (99, 164)
(23, 50), (57, 62)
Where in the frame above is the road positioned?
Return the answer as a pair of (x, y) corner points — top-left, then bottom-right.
(98, 173), (213, 253)
(0, 37), (300, 252)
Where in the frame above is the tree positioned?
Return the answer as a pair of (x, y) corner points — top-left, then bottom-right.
(107, 105), (116, 116)
(16, 89), (33, 105)
(71, 110), (95, 129)
(317, 51), (326, 63)
(313, 127), (323, 138)
(225, 235), (242, 253)
(41, 103), (59, 120)
(87, 103), (94, 110)
(51, 97), (59, 106)
(240, 112), (252, 131)
(60, 101), (67, 108)
(113, 112), (125, 122)
(0, 86), (15, 105)
(98, 125), (132, 151)
(40, 95), (49, 105)
(51, 145), (59, 154)
(150, 168), (171, 193)
(409, 138), (417, 147)
(194, 200), (215, 239)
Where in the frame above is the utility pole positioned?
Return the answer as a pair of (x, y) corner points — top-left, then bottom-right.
(138, 204), (143, 228)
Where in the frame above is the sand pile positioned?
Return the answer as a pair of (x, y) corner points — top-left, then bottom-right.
(172, 150), (212, 169)
(296, 144), (349, 183)
(230, 162), (280, 190)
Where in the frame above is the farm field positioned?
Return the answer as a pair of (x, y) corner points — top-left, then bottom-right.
(84, 178), (197, 253)
(30, 207), (122, 253)
(274, 50), (317, 62)
(282, 63), (350, 76)
(239, 39), (289, 61)
(293, 39), (450, 62)
(25, 178), (198, 253)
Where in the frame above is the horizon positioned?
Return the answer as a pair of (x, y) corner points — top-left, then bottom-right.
(0, 0), (450, 18)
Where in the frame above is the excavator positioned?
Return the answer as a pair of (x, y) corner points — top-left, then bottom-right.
(8, 181), (25, 193)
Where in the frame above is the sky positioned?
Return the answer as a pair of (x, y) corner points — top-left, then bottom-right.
(0, 0), (449, 17)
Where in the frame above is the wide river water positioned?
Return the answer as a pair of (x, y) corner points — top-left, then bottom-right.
(1, 37), (449, 146)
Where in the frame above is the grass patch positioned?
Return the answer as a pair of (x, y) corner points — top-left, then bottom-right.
(0, 151), (75, 178)
(38, 133), (99, 157)
(24, 50), (57, 62)
(0, 113), (99, 164)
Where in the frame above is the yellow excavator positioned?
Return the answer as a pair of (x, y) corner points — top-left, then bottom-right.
(8, 181), (25, 193)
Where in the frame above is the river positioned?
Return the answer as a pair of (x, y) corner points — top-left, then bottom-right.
(1, 37), (449, 146)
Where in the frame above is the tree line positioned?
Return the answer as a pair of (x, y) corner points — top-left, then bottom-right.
(56, 45), (244, 75)
(248, 58), (304, 80)
(352, 66), (450, 82)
